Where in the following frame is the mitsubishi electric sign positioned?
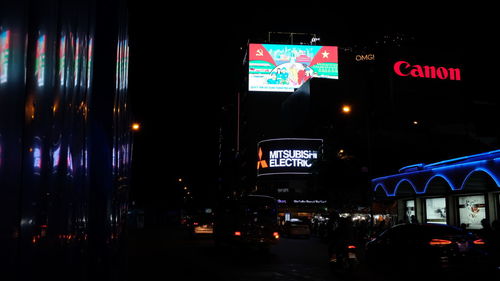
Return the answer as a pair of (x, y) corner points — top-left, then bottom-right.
(257, 138), (323, 177)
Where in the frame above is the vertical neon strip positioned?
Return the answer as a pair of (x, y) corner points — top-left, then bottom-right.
(74, 37), (80, 87)
(35, 34), (46, 87)
(0, 30), (10, 84)
(34, 147), (42, 170)
(120, 40), (125, 90)
(124, 40), (130, 89)
(115, 40), (120, 90)
(59, 35), (66, 86)
(67, 145), (73, 175)
(87, 37), (93, 89)
(52, 145), (61, 169)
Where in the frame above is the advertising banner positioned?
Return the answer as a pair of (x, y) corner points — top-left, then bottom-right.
(249, 44), (338, 92)
(257, 138), (322, 176)
(458, 195), (486, 229)
(425, 197), (447, 224)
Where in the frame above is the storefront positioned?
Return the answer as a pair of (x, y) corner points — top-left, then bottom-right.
(372, 150), (500, 229)
(277, 199), (328, 224)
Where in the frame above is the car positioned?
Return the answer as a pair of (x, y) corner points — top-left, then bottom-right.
(365, 223), (494, 275)
(214, 195), (280, 251)
(191, 220), (214, 235)
(283, 219), (311, 238)
(184, 209), (215, 237)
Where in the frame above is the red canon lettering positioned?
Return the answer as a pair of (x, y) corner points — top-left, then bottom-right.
(394, 60), (461, 81)
(393, 61), (410, 76)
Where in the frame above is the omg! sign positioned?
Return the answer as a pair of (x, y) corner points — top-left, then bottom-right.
(257, 138), (323, 177)
(393, 60), (461, 81)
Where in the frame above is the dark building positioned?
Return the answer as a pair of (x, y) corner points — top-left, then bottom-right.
(219, 30), (498, 221)
(0, 0), (132, 279)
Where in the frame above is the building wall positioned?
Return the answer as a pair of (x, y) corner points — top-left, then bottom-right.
(0, 0), (131, 279)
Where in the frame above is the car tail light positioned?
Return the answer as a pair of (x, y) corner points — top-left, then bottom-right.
(473, 239), (486, 245)
(347, 245), (356, 249)
(234, 231), (241, 236)
(273, 232), (279, 239)
(429, 238), (453, 245)
(193, 222), (198, 226)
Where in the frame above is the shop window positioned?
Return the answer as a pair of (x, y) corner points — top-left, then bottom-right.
(425, 197), (447, 224)
(458, 195), (486, 229)
(405, 200), (415, 223)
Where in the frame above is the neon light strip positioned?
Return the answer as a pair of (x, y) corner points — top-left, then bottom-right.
(394, 179), (420, 195)
(425, 149), (500, 168)
(398, 163), (425, 173)
(460, 167), (500, 189)
(35, 34), (46, 87)
(373, 158), (500, 195)
(258, 172), (313, 176)
(258, 138), (323, 145)
(422, 174), (457, 192)
(373, 183), (392, 197)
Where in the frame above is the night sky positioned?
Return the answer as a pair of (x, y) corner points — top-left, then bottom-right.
(126, 5), (497, 207)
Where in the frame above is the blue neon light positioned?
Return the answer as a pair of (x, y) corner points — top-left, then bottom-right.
(460, 167), (500, 190)
(425, 149), (500, 168)
(398, 163), (425, 173)
(394, 179), (419, 195)
(372, 149), (500, 197)
(423, 174), (458, 192)
(374, 183), (392, 197)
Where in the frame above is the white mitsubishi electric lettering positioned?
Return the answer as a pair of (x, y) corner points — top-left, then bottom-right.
(269, 149), (318, 168)
(257, 138), (323, 177)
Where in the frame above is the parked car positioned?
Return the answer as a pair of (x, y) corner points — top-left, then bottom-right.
(365, 223), (493, 274)
(283, 219), (311, 238)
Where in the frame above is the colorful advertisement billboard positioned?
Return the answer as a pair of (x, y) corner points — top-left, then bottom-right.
(249, 44), (338, 92)
(257, 138), (323, 176)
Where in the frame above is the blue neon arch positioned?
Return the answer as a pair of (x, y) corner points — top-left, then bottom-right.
(460, 168), (500, 190)
(394, 179), (419, 196)
(374, 183), (391, 197)
(372, 150), (500, 197)
(423, 174), (457, 193)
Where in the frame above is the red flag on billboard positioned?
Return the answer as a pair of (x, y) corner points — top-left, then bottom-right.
(249, 44), (276, 66)
(309, 46), (338, 67)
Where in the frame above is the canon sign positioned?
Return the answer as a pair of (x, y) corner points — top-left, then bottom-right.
(394, 61), (461, 81)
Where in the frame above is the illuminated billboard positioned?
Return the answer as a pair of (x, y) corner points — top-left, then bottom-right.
(249, 44), (338, 92)
(257, 138), (323, 176)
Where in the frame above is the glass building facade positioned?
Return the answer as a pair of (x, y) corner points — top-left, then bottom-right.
(0, 0), (131, 279)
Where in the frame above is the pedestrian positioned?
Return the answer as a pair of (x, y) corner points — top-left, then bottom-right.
(410, 215), (419, 224)
(478, 218), (494, 242)
(327, 217), (357, 261)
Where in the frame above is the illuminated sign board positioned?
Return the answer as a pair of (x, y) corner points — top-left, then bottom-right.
(249, 44), (338, 92)
(257, 138), (323, 176)
(277, 199), (327, 204)
(355, 54), (375, 61)
(393, 60), (461, 81)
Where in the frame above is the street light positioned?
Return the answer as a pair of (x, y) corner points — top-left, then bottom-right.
(341, 104), (352, 114)
(131, 122), (141, 132)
